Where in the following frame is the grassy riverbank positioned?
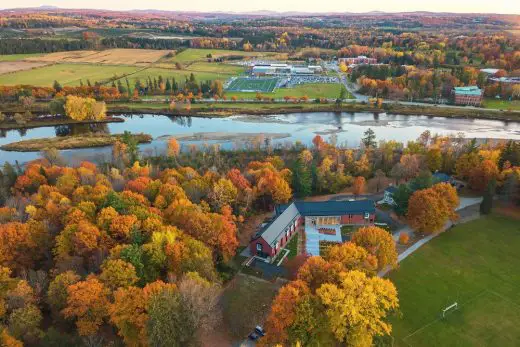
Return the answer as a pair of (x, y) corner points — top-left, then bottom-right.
(0, 133), (152, 152)
(1, 100), (520, 128)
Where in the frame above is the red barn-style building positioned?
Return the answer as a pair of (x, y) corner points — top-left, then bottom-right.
(249, 200), (376, 259)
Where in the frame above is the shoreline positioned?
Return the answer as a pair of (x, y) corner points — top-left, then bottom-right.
(0, 133), (152, 152)
(0, 115), (124, 130)
(0, 101), (519, 131)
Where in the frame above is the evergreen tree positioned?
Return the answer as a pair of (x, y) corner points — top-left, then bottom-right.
(172, 77), (179, 93)
(165, 79), (172, 93)
(362, 128), (377, 148)
(125, 78), (131, 95)
(393, 184), (412, 216)
(480, 179), (496, 215)
(53, 80), (63, 93)
(292, 159), (312, 198)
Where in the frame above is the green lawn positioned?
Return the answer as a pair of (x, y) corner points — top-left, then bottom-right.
(483, 98), (520, 111)
(186, 62), (245, 74)
(165, 48), (270, 64)
(0, 63), (139, 86)
(114, 67), (228, 86)
(226, 83), (349, 100)
(222, 275), (281, 339)
(389, 214), (520, 347)
(0, 53), (44, 62)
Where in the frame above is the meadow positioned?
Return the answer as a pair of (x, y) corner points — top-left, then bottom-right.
(389, 213), (520, 347)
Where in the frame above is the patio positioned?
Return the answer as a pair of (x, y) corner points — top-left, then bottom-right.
(305, 224), (343, 256)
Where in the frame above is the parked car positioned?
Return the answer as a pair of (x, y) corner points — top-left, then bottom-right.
(255, 326), (266, 337)
(248, 332), (260, 341)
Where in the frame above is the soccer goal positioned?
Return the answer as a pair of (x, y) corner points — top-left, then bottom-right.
(441, 302), (458, 318)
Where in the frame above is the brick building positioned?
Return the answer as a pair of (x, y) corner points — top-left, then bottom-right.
(453, 86), (483, 106)
(338, 55), (377, 65)
(249, 200), (375, 259)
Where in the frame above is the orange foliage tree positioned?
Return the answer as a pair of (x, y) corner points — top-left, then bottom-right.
(407, 183), (459, 234)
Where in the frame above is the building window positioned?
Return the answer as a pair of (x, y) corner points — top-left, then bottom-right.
(256, 243), (262, 252)
(364, 212), (370, 219)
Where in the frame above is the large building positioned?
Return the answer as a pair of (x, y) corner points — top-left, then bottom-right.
(338, 55), (377, 66)
(453, 86), (483, 106)
(251, 63), (322, 76)
(249, 200), (376, 259)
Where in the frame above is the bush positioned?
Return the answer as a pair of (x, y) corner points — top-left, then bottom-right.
(399, 232), (409, 245)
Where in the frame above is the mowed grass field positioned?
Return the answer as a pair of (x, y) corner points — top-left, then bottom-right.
(226, 83), (347, 99)
(483, 98), (520, 111)
(164, 48), (274, 64)
(0, 53), (45, 62)
(389, 213), (520, 347)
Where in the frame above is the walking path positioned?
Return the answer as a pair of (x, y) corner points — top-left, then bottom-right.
(379, 196), (483, 277)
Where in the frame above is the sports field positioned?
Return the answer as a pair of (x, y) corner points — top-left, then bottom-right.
(389, 213), (520, 347)
(226, 77), (279, 92)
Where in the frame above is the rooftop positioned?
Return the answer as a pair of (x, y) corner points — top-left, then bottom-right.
(454, 86), (482, 96)
(261, 200), (375, 246)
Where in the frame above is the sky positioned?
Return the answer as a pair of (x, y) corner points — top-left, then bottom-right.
(2, 0), (519, 14)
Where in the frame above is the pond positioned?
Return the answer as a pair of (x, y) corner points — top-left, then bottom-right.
(1, 112), (519, 165)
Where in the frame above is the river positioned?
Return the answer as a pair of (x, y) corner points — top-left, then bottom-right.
(1, 112), (519, 165)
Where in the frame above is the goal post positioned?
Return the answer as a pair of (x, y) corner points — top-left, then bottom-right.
(441, 302), (458, 318)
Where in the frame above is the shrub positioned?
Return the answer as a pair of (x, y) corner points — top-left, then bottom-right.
(399, 232), (409, 245)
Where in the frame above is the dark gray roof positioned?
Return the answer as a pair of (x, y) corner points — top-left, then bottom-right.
(385, 186), (398, 194)
(260, 200), (375, 246)
(433, 173), (451, 183)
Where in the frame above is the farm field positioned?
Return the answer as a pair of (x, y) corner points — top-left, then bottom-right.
(0, 63), (139, 86)
(226, 83), (347, 99)
(0, 61), (49, 74)
(26, 49), (169, 66)
(483, 98), (520, 111)
(389, 213), (520, 347)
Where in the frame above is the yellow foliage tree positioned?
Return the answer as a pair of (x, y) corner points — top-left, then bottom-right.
(64, 95), (106, 121)
(316, 270), (399, 345)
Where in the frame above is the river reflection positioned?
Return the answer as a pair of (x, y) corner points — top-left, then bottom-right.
(0, 112), (518, 165)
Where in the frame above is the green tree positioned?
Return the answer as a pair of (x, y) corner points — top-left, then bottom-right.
(362, 128), (377, 148)
(292, 159), (312, 198)
(393, 184), (412, 216)
(147, 288), (197, 347)
(53, 80), (63, 93)
(480, 179), (496, 215)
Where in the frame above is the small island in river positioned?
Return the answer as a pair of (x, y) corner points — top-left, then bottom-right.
(0, 133), (152, 152)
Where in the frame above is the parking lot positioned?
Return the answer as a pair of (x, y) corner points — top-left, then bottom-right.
(287, 75), (339, 87)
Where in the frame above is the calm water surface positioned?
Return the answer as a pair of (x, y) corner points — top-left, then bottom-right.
(1, 112), (519, 165)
